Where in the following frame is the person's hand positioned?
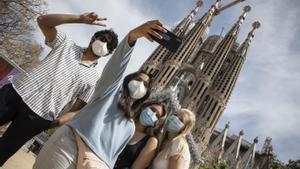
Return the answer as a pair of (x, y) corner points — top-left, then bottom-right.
(49, 120), (60, 129)
(128, 20), (167, 46)
(79, 12), (107, 26)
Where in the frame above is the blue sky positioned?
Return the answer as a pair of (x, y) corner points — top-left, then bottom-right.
(34, 0), (300, 162)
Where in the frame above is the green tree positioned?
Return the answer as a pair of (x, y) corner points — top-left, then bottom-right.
(286, 159), (300, 169)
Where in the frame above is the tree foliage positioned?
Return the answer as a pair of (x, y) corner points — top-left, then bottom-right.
(271, 154), (300, 169)
(286, 160), (300, 169)
(0, 0), (47, 69)
(199, 162), (230, 169)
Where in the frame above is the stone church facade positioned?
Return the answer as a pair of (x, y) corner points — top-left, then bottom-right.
(139, 0), (273, 168)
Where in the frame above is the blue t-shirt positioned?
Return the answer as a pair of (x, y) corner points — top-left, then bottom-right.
(68, 34), (135, 169)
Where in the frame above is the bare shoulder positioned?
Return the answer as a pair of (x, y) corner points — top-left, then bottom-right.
(146, 137), (158, 147)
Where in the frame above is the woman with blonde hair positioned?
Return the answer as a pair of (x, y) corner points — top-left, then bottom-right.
(151, 108), (196, 169)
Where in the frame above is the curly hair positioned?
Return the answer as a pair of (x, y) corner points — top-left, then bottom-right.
(93, 29), (118, 54)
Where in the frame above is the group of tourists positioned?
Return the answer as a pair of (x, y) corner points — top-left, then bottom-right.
(0, 12), (196, 169)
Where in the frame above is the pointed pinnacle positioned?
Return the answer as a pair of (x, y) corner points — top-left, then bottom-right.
(225, 122), (230, 128)
(252, 21), (261, 29)
(243, 5), (252, 12)
(237, 5), (251, 24)
(247, 21), (261, 39)
(190, 0), (203, 18)
(196, 0), (204, 7)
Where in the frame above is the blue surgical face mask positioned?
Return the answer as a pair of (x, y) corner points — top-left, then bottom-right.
(139, 107), (158, 127)
(166, 115), (184, 133)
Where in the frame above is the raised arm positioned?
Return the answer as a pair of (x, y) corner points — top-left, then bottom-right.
(37, 12), (106, 43)
(91, 20), (166, 101)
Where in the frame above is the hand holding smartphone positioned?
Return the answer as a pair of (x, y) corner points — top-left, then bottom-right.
(150, 28), (182, 52)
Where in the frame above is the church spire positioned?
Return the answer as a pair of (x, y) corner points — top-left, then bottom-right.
(224, 130), (244, 168)
(238, 21), (261, 57)
(152, 0), (221, 91)
(210, 122), (230, 160)
(173, 0), (204, 37)
(182, 5), (251, 111)
(239, 137), (258, 169)
(210, 21), (261, 105)
(203, 5), (251, 80)
(140, 0), (204, 77)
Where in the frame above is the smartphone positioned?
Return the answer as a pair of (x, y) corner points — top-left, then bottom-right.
(150, 29), (182, 52)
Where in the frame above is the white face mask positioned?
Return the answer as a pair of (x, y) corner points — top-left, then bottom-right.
(128, 80), (147, 99)
(92, 40), (109, 57)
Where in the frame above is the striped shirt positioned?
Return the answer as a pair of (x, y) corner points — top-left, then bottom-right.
(11, 32), (99, 121)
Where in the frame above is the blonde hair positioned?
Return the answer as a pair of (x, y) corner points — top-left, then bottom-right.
(159, 108), (196, 159)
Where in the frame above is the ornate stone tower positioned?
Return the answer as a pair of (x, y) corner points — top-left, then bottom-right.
(139, 0), (260, 160)
(224, 130), (244, 168)
(254, 137), (274, 169)
(238, 137), (258, 169)
(204, 123), (230, 162)
(182, 7), (253, 152)
(151, 0), (221, 91)
(140, 0), (203, 77)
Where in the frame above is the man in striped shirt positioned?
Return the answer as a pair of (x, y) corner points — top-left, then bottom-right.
(0, 12), (120, 165)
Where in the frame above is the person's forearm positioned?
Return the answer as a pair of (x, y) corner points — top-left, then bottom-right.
(128, 29), (139, 47)
(50, 98), (87, 128)
(58, 111), (77, 125)
(37, 14), (82, 28)
(50, 111), (77, 128)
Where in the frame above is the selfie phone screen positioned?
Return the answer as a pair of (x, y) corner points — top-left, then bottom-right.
(150, 29), (182, 52)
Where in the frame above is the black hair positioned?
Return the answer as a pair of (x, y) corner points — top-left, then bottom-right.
(118, 71), (153, 118)
(135, 100), (168, 137)
(93, 29), (118, 54)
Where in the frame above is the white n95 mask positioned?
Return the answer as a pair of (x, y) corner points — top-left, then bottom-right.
(92, 40), (108, 57)
(128, 80), (147, 99)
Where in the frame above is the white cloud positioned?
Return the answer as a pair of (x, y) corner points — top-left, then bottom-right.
(217, 0), (300, 162)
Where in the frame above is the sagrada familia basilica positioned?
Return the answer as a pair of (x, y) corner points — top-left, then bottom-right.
(139, 0), (273, 168)
(0, 0), (275, 168)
